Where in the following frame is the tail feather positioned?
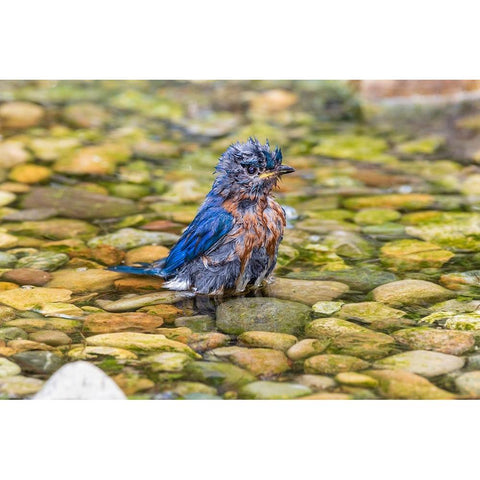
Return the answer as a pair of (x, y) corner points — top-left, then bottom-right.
(108, 265), (164, 277)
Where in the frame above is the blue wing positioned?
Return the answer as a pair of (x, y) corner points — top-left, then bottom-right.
(153, 199), (234, 276)
(109, 196), (234, 277)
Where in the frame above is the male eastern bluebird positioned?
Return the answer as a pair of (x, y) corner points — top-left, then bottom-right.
(110, 138), (295, 295)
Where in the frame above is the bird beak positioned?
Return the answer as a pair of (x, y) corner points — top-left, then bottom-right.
(258, 165), (295, 179)
(277, 165), (295, 175)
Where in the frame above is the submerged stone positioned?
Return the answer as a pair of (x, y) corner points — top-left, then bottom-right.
(185, 361), (255, 391)
(83, 312), (164, 333)
(239, 381), (311, 399)
(286, 338), (329, 361)
(238, 331), (298, 351)
(86, 332), (199, 357)
(344, 194), (434, 211)
(455, 372), (480, 397)
(12, 351), (63, 375)
(47, 269), (124, 293)
(338, 302), (406, 324)
(216, 297), (311, 335)
(16, 252), (69, 271)
(0, 286), (72, 310)
(393, 327), (474, 355)
(87, 228), (178, 250)
(373, 350), (464, 377)
(366, 369), (455, 399)
(23, 187), (139, 220)
(380, 239), (454, 271)
(0, 375), (44, 397)
(0, 357), (21, 377)
(3, 268), (53, 286)
(263, 277), (349, 305)
(371, 279), (455, 307)
(286, 268), (397, 292)
(304, 354), (369, 374)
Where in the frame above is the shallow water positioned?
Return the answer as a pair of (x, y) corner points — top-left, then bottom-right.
(1, 80), (480, 399)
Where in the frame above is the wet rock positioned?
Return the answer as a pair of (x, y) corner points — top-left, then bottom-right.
(47, 269), (124, 293)
(286, 268), (397, 292)
(54, 144), (129, 176)
(3, 268), (53, 286)
(12, 351), (63, 375)
(34, 361), (126, 400)
(0, 286), (72, 310)
(160, 381), (217, 398)
(299, 392), (352, 400)
(3, 207), (58, 221)
(28, 330), (72, 346)
(0, 252), (18, 268)
(393, 327), (474, 355)
(304, 354), (369, 374)
(443, 313), (480, 332)
(0, 232), (19, 249)
(238, 331), (297, 351)
(0, 140), (30, 168)
(67, 346), (138, 360)
(406, 214), (480, 252)
(439, 270), (480, 292)
(216, 297), (311, 335)
(373, 350), (464, 377)
(366, 369), (455, 399)
(0, 281), (18, 291)
(86, 332), (200, 357)
(174, 315), (214, 332)
(354, 208), (401, 225)
(9, 164), (51, 184)
(208, 346), (290, 377)
(98, 291), (187, 312)
(249, 89), (297, 114)
(0, 375), (44, 397)
(263, 277), (348, 305)
(294, 374), (336, 391)
(138, 304), (183, 323)
(0, 101), (44, 128)
(0, 357), (21, 377)
(371, 280), (455, 307)
(29, 137), (80, 161)
(23, 187), (139, 220)
(311, 301), (344, 315)
(185, 361), (255, 391)
(187, 332), (230, 353)
(143, 352), (192, 372)
(380, 239), (454, 271)
(83, 312), (164, 333)
(0, 306), (16, 323)
(87, 228), (178, 250)
(240, 380), (311, 399)
(125, 245), (170, 265)
(5, 317), (80, 333)
(114, 277), (165, 292)
(323, 231), (377, 259)
(344, 193), (434, 211)
(455, 372), (480, 397)
(4, 219), (98, 240)
(286, 338), (329, 361)
(337, 302), (406, 324)
(0, 191), (16, 207)
(396, 135), (445, 155)
(305, 317), (395, 360)
(312, 134), (393, 163)
(63, 102), (109, 128)
(16, 252), (69, 271)
(335, 372), (378, 388)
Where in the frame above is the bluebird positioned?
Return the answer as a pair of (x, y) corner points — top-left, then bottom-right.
(110, 138), (295, 295)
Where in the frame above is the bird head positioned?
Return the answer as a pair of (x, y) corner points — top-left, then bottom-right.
(213, 138), (294, 199)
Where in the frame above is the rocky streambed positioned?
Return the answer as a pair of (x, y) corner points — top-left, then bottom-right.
(1, 80), (480, 399)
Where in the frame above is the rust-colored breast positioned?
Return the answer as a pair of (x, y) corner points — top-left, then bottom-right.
(223, 196), (285, 273)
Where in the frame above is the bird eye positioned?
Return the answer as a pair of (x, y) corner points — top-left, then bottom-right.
(247, 166), (257, 175)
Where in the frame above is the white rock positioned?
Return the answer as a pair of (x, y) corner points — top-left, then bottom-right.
(33, 361), (126, 400)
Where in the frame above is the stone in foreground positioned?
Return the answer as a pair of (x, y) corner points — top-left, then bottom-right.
(373, 350), (464, 377)
(216, 297), (311, 335)
(34, 361), (127, 400)
(239, 381), (312, 399)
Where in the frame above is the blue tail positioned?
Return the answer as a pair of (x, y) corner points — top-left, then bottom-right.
(108, 265), (164, 277)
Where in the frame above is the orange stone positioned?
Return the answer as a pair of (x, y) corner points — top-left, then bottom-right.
(83, 312), (164, 334)
(114, 276), (165, 292)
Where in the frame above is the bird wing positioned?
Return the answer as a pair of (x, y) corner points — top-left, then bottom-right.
(156, 203), (234, 276)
